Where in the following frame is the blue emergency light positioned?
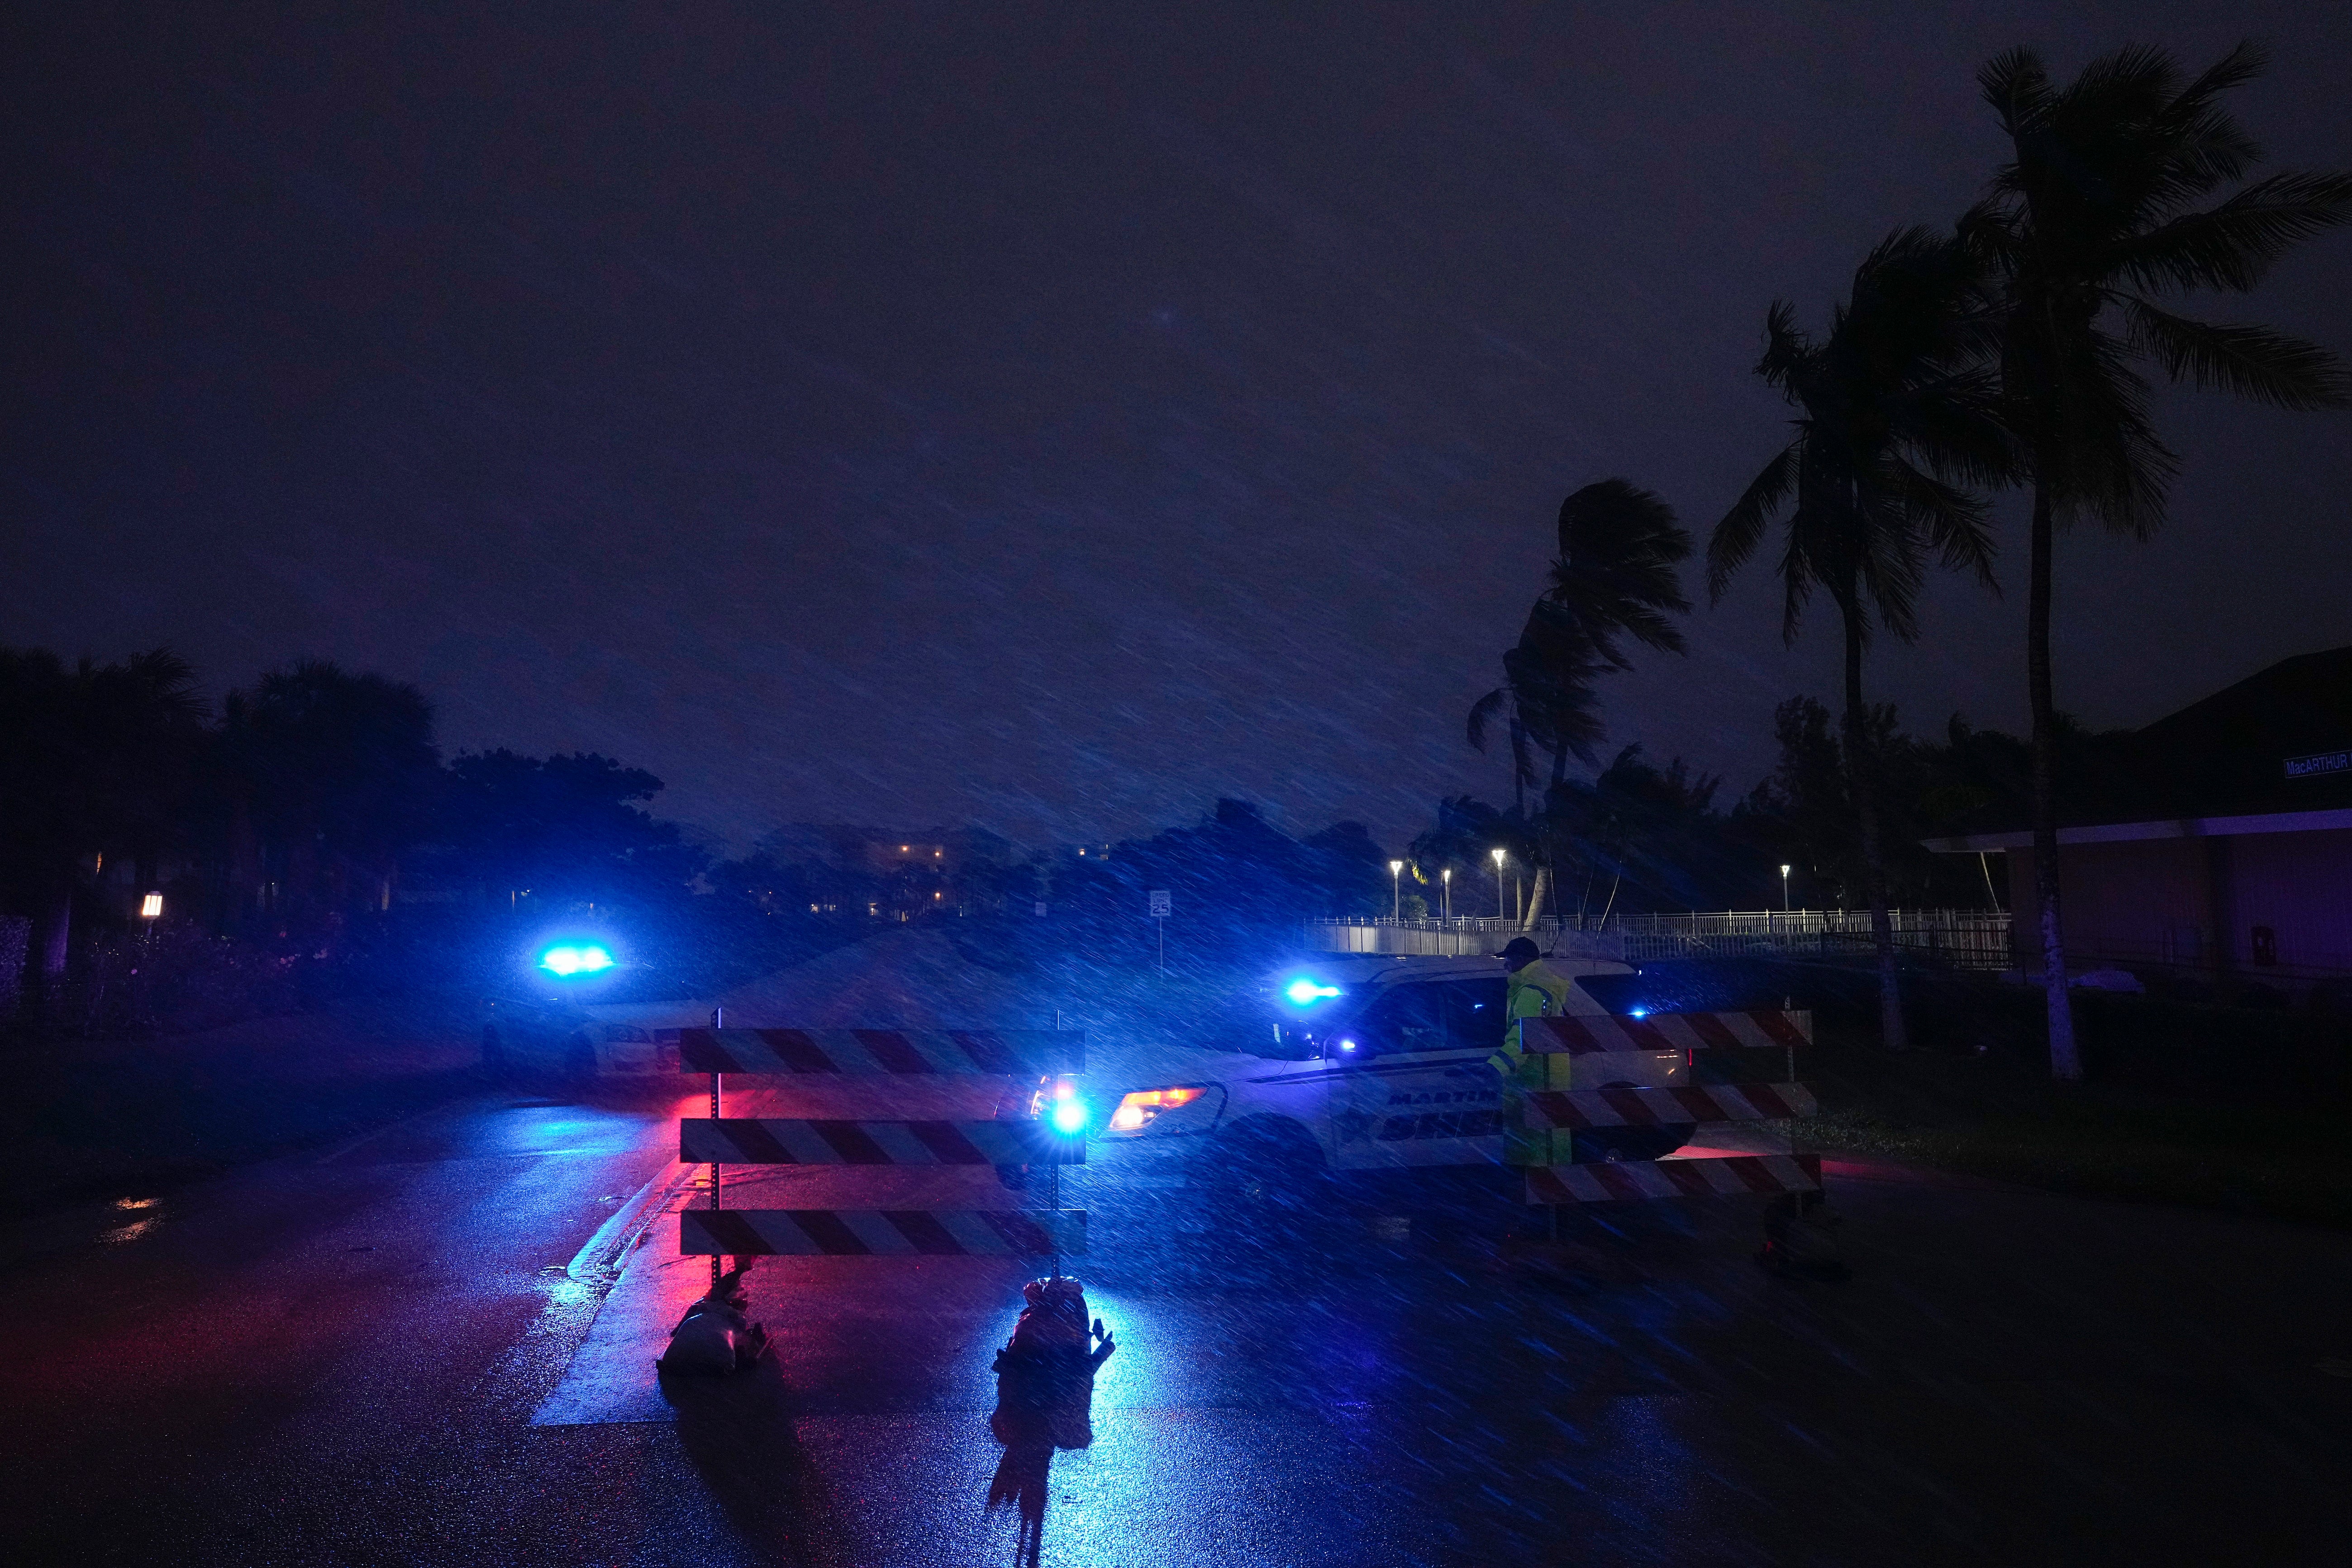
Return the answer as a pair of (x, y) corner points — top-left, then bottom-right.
(538, 943), (615, 978)
(1285, 978), (1342, 1005)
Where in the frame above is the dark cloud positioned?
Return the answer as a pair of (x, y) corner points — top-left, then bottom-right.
(7, 1), (2349, 849)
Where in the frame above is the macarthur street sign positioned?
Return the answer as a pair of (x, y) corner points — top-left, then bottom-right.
(2284, 749), (2352, 780)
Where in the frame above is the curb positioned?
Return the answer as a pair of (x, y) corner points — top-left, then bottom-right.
(566, 1161), (697, 1285)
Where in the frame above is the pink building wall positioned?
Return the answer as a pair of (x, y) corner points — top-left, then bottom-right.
(2008, 826), (2352, 983)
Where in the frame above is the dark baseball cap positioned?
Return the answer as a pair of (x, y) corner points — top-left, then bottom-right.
(1493, 936), (1542, 967)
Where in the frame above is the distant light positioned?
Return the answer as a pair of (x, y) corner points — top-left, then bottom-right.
(1780, 864), (1791, 876)
(139, 893), (163, 920)
(1285, 978), (1342, 1005)
(1490, 848), (1506, 864)
(1339, 1038), (1357, 1051)
(1388, 859), (1403, 874)
(1629, 1007), (1648, 1019)
(539, 944), (615, 977)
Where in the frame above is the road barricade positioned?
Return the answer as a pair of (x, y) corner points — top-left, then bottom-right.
(681, 1208), (1086, 1257)
(1515, 1011), (1824, 1208)
(681, 1116), (1079, 1166)
(674, 1027), (1086, 1269)
(1524, 1082), (1818, 1130)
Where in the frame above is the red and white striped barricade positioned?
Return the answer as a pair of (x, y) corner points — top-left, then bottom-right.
(1525, 1152), (1823, 1206)
(1514, 1008), (1810, 1058)
(681, 1207), (1085, 1258)
(676, 1027), (1086, 1263)
(675, 1027), (1083, 1077)
(1523, 1082), (1818, 1130)
(1515, 1010), (1822, 1207)
(680, 1116), (1080, 1166)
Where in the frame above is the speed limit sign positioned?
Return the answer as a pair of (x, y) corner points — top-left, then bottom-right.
(1148, 889), (1171, 919)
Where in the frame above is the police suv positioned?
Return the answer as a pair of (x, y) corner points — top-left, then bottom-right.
(1095, 953), (1695, 1186)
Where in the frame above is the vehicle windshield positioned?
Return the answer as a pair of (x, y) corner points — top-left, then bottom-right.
(1190, 991), (1332, 1059)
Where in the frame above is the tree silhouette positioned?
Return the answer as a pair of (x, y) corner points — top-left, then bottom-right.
(1964, 41), (2352, 1077)
(214, 662), (441, 926)
(1710, 228), (2010, 1049)
(1471, 481), (1691, 921)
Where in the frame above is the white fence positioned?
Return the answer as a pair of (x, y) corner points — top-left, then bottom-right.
(1305, 909), (2014, 970)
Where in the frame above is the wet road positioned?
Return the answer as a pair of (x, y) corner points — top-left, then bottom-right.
(5, 1084), (2352, 1566)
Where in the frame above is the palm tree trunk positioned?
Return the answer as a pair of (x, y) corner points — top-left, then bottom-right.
(1521, 864), (1549, 931)
(2028, 481), (2081, 1079)
(1840, 600), (1908, 1050)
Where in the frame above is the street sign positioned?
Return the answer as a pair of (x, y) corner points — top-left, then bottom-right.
(2285, 749), (2352, 779)
(1148, 889), (1171, 919)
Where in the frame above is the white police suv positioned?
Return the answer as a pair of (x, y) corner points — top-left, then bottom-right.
(1094, 953), (1694, 1187)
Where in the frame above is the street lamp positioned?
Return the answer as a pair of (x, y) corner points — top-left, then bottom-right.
(1781, 864), (1792, 913)
(1490, 848), (1507, 919)
(1388, 860), (1405, 919)
(1441, 866), (1452, 920)
(139, 893), (163, 922)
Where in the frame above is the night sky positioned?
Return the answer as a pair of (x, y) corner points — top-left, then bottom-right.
(8, 2), (2349, 853)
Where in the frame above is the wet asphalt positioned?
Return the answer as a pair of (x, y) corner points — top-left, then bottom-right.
(4, 1082), (2351, 1567)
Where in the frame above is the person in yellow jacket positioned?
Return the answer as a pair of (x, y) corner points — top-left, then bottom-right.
(1484, 936), (1574, 1165)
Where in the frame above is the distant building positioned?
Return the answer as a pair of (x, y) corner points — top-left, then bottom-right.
(1924, 647), (2352, 995)
(754, 824), (1016, 919)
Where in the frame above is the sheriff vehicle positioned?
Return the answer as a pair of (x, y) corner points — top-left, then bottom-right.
(1095, 953), (1696, 1188)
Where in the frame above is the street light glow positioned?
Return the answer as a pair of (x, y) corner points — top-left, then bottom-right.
(139, 893), (163, 920)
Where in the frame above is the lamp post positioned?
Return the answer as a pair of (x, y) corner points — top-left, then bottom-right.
(1781, 864), (1792, 913)
(1490, 848), (1507, 920)
(1441, 867), (1452, 920)
(1388, 860), (1404, 919)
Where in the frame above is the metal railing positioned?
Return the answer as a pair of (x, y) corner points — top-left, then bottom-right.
(1306, 909), (2016, 970)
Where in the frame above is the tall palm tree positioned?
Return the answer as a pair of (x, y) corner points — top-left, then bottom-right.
(1471, 481), (1691, 925)
(1711, 228), (2011, 1050)
(1966, 42), (2352, 1079)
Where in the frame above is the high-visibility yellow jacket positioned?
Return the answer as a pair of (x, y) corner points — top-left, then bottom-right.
(1487, 958), (1576, 1165)
(1484, 959), (1575, 1082)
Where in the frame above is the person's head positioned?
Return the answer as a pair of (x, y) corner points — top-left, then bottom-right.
(1495, 936), (1542, 971)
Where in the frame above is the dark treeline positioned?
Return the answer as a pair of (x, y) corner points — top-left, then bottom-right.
(3, 640), (2110, 1040)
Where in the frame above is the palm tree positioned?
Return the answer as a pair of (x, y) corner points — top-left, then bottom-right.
(1966, 42), (2352, 1079)
(1471, 481), (1692, 925)
(1711, 228), (2011, 1050)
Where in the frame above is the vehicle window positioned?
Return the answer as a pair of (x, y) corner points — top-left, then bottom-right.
(1339, 987), (1446, 1057)
(1436, 980), (1509, 1051)
(1201, 997), (1318, 1060)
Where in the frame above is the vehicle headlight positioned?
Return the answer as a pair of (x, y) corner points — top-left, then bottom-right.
(1108, 1087), (1207, 1132)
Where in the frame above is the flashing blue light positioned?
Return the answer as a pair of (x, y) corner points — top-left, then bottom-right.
(539, 944), (615, 977)
(1628, 1007), (1649, 1019)
(1050, 1100), (1088, 1135)
(1339, 1038), (1357, 1052)
(1285, 978), (1342, 1005)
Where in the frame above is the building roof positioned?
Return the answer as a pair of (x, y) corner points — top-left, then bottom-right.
(1925, 806), (2352, 855)
(1924, 646), (2352, 851)
(2128, 645), (2352, 819)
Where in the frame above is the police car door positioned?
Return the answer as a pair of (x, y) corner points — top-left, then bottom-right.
(1324, 981), (1503, 1170)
